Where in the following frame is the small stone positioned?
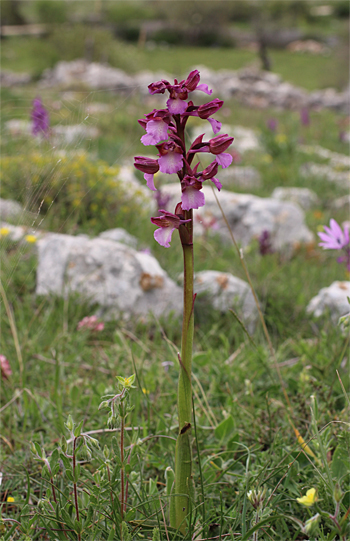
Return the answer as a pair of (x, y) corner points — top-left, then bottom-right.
(307, 281), (350, 324)
(194, 270), (258, 333)
(331, 194), (350, 211)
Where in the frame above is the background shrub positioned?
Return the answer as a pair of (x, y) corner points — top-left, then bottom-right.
(0, 152), (150, 235)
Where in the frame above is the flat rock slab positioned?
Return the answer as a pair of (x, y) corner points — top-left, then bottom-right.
(194, 270), (258, 333)
(36, 233), (182, 320)
(307, 281), (350, 324)
(161, 185), (314, 251)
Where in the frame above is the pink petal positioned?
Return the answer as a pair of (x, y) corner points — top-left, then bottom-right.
(215, 152), (233, 168)
(154, 226), (176, 248)
(0, 355), (12, 379)
(158, 152), (183, 174)
(210, 177), (222, 190)
(196, 83), (213, 95)
(317, 232), (339, 249)
(208, 118), (222, 134)
(145, 119), (169, 144)
(166, 98), (188, 115)
(181, 187), (205, 210)
(144, 173), (156, 191)
(329, 219), (343, 239)
(141, 133), (157, 146)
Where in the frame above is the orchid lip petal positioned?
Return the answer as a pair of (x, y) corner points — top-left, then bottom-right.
(215, 152), (233, 168)
(166, 97), (188, 115)
(181, 187), (205, 210)
(158, 153), (183, 174)
(154, 226), (176, 248)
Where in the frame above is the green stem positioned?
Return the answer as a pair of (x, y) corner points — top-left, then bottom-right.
(174, 217), (194, 533)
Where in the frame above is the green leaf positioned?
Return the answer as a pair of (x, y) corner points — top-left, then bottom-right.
(50, 449), (59, 468)
(70, 385), (80, 404)
(107, 526), (116, 541)
(332, 443), (350, 480)
(74, 420), (84, 438)
(65, 469), (74, 482)
(241, 514), (302, 541)
(125, 508), (136, 521)
(60, 453), (71, 471)
(215, 415), (235, 444)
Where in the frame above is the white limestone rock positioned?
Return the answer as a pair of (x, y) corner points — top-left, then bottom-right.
(331, 194), (350, 212)
(41, 59), (134, 91)
(300, 163), (350, 188)
(194, 270), (258, 333)
(271, 187), (319, 210)
(52, 125), (99, 145)
(99, 228), (138, 248)
(36, 233), (182, 320)
(191, 124), (261, 154)
(218, 166), (262, 190)
(307, 281), (350, 324)
(0, 198), (23, 221)
(161, 184), (314, 251)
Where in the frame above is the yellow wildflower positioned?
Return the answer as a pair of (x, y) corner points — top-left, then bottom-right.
(142, 388), (149, 395)
(275, 134), (287, 144)
(0, 227), (10, 237)
(262, 154), (273, 163)
(24, 235), (37, 243)
(297, 488), (317, 507)
(7, 496), (15, 502)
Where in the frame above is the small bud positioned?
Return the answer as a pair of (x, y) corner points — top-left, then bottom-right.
(333, 483), (343, 503)
(65, 414), (74, 432)
(60, 436), (67, 454)
(152, 526), (160, 541)
(98, 400), (109, 411)
(303, 513), (320, 535)
(134, 156), (159, 175)
(209, 134), (234, 155)
(103, 445), (110, 460)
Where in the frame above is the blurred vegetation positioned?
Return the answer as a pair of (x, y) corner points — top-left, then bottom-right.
(0, 151), (151, 236)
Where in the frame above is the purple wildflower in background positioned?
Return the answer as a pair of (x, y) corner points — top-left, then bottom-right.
(31, 97), (50, 138)
(318, 219), (350, 271)
(300, 107), (310, 127)
(258, 230), (274, 255)
(77, 315), (104, 332)
(267, 118), (278, 132)
(155, 189), (172, 211)
(0, 354), (12, 380)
